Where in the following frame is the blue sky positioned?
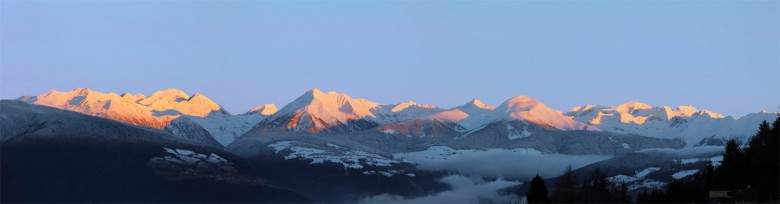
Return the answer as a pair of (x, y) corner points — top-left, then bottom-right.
(2, 1), (778, 117)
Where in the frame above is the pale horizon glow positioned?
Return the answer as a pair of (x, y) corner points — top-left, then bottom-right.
(1, 1), (778, 117)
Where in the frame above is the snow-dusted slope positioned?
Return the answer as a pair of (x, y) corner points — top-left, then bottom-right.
(377, 96), (596, 137)
(18, 88), (227, 129)
(0, 100), (195, 145)
(17, 88), (280, 146)
(374, 101), (445, 123)
(495, 96), (597, 131)
(182, 109), (275, 146)
(164, 116), (223, 147)
(0, 100), (309, 202)
(252, 89), (443, 133)
(244, 104), (278, 116)
(566, 102), (777, 146)
(256, 89), (383, 133)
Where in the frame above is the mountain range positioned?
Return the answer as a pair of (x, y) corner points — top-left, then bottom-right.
(5, 87), (778, 202)
(16, 88), (776, 147)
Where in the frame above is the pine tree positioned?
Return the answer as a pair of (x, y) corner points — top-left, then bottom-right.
(526, 174), (550, 203)
(744, 117), (780, 202)
(552, 165), (579, 203)
(648, 117), (780, 203)
(637, 190), (648, 203)
(715, 139), (746, 190)
(618, 182), (631, 203)
(589, 167), (611, 202)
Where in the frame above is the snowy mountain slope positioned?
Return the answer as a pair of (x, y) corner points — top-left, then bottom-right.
(375, 96), (597, 137)
(254, 89), (383, 133)
(164, 116), (223, 148)
(17, 88), (276, 146)
(250, 89), (443, 134)
(566, 102), (778, 146)
(1, 100), (190, 145)
(166, 104), (277, 146)
(0, 100), (308, 202)
(374, 101), (446, 123)
(16, 88), (775, 148)
(243, 104), (278, 116)
(495, 96), (597, 131)
(232, 124), (683, 160)
(18, 88), (227, 129)
(374, 99), (493, 137)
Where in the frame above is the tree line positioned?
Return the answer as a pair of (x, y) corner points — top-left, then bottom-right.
(524, 166), (632, 203)
(522, 116), (779, 203)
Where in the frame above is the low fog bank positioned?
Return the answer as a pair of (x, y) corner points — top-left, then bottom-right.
(397, 147), (611, 180)
(362, 175), (520, 204)
(636, 146), (723, 159)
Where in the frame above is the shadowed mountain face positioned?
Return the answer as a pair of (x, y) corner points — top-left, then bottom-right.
(0, 101), (308, 203)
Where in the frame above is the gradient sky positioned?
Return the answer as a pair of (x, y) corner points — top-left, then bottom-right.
(1, 1), (778, 117)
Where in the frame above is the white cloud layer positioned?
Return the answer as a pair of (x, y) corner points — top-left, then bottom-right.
(362, 175), (520, 204)
(395, 147), (611, 180)
(636, 146), (723, 159)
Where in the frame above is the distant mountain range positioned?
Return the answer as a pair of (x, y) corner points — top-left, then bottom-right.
(16, 88), (777, 147)
(5, 87), (777, 202)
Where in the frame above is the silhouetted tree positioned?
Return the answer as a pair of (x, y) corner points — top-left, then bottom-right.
(588, 167), (611, 203)
(617, 182), (631, 203)
(646, 116), (780, 203)
(552, 165), (579, 203)
(637, 190), (648, 203)
(526, 174), (550, 203)
(744, 117), (780, 202)
(715, 139), (746, 190)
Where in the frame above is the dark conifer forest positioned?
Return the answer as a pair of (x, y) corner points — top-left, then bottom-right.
(524, 116), (779, 203)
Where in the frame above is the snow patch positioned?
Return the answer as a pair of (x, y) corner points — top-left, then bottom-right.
(381, 129), (399, 135)
(268, 141), (294, 153)
(156, 148), (229, 166)
(635, 167), (661, 178)
(671, 170), (699, 179)
(629, 180), (667, 191)
(507, 121), (532, 140)
(608, 174), (639, 184)
(267, 141), (400, 170)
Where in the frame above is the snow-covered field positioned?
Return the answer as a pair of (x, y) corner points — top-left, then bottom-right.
(671, 170), (699, 179)
(267, 141), (406, 176)
(608, 167), (666, 191)
(158, 148), (229, 165)
(608, 167), (701, 191)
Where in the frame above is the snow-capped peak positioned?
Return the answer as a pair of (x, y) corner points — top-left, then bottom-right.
(614, 101), (653, 114)
(263, 89), (382, 132)
(562, 102), (766, 146)
(693, 110), (726, 119)
(495, 96), (597, 131)
(498, 96), (542, 112)
(274, 88), (380, 118)
(245, 104), (278, 116)
(256, 89), (450, 133)
(376, 95), (597, 136)
(462, 99), (495, 111)
(390, 101), (438, 112)
(139, 88), (190, 104)
(139, 89), (224, 117)
(18, 88), (228, 129)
